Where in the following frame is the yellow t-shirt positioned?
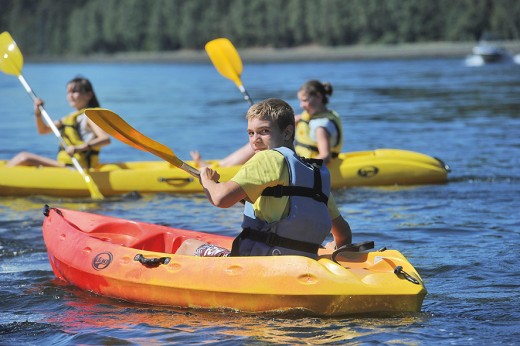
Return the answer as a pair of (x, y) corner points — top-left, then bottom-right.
(231, 150), (340, 223)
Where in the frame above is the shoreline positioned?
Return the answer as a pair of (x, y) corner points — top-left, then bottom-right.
(27, 41), (520, 64)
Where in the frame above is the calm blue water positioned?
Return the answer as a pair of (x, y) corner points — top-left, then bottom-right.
(1, 57), (519, 345)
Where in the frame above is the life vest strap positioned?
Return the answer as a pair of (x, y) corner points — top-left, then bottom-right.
(262, 160), (328, 204)
(231, 228), (321, 256)
(262, 185), (328, 204)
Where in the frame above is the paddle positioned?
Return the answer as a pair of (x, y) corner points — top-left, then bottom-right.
(84, 108), (200, 178)
(205, 38), (253, 105)
(0, 31), (104, 200)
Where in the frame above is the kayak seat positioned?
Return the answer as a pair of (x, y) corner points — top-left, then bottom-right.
(130, 234), (165, 252)
(170, 236), (188, 254)
(88, 231), (139, 247)
(130, 233), (189, 254)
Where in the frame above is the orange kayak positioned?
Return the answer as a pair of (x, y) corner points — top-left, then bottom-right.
(42, 206), (427, 316)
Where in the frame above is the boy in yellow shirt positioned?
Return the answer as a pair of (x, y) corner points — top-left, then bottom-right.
(177, 98), (352, 258)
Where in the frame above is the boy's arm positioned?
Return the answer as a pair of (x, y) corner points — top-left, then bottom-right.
(330, 215), (352, 248)
(200, 166), (248, 208)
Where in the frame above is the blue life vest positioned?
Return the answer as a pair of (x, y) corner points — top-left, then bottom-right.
(231, 147), (332, 258)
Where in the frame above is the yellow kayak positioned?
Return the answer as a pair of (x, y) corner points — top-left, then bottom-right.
(0, 148), (449, 198)
(42, 206), (427, 315)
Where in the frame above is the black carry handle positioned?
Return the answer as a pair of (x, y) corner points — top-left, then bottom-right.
(134, 254), (171, 267)
(394, 265), (421, 285)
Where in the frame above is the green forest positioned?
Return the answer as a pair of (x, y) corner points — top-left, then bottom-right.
(1, 0), (519, 57)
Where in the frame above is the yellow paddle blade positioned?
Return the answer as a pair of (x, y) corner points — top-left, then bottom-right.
(0, 31), (23, 76)
(205, 38), (243, 87)
(85, 108), (199, 178)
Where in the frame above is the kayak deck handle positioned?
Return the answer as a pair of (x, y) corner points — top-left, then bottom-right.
(158, 177), (194, 185)
(331, 241), (375, 263)
(134, 254), (171, 267)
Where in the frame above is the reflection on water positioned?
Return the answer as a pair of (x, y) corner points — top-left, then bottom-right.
(42, 288), (428, 345)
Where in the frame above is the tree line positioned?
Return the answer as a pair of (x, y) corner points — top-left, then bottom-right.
(1, 0), (519, 57)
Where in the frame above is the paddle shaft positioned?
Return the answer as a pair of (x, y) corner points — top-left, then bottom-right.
(18, 74), (100, 190)
(238, 85), (253, 106)
(179, 162), (200, 178)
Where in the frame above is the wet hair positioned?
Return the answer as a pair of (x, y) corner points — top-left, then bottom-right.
(246, 98), (295, 140)
(298, 80), (333, 105)
(67, 77), (100, 108)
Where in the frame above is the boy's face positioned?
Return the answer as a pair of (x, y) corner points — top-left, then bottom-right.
(247, 118), (292, 152)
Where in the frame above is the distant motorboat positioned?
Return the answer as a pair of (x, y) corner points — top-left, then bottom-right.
(465, 41), (513, 66)
(471, 43), (508, 63)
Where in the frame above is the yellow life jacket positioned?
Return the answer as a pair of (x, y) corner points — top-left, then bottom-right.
(295, 110), (343, 159)
(56, 110), (99, 168)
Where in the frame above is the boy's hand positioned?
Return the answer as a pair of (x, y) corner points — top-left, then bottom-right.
(199, 166), (246, 208)
(199, 166), (220, 184)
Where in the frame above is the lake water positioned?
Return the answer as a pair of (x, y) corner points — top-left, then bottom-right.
(0, 56), (519, 345)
